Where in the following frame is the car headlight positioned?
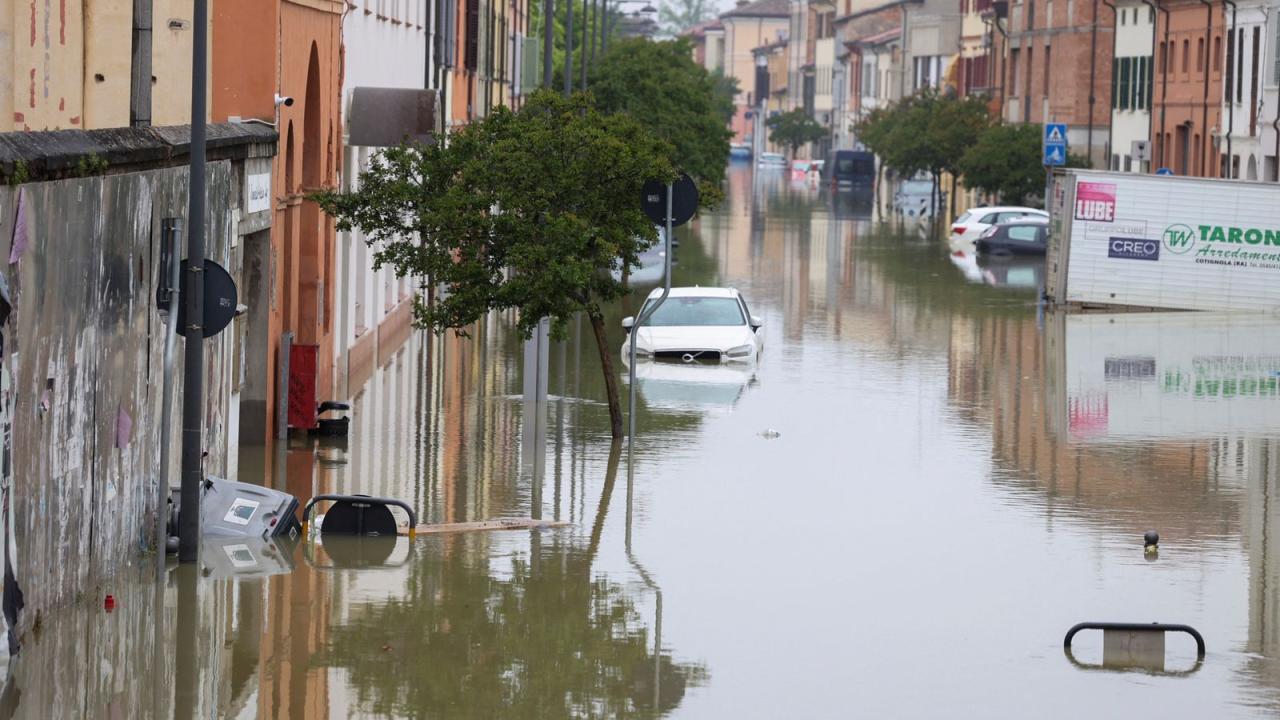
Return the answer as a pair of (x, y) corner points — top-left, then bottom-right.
(726, 344), (753, 358)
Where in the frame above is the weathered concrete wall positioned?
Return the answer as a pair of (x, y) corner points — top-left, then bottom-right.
(0, 162), (236, 618)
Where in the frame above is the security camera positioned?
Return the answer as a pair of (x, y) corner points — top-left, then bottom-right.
(274, 94), (294, 108)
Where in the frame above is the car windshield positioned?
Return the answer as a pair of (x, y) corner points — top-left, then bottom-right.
(640, 297), (745, 326)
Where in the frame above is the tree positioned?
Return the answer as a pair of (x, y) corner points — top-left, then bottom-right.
(956, 122), (1044, 205)
(314, 90), (676, 438)
(658, 0), (715, 35)
(709, 69), (739, 126)
(590, 38), (732, 205)
(957, 123), (1090, 207)
(766, 109), (827, 159)
(855, 90), (990, 213)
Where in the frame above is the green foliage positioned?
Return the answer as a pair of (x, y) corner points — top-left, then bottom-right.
(5, 160), (30, 186)
(856, 90), (990, 182)
(658, 0), (715, 34)
(75, 153), (108, 177)
(710, 69), (739, 127)
(766, 109), (827, 159)
(956, 122), (1045, 205)
(589, 38), (732, 205)
(957, 123), (1092, 206)
(314, 90), (675, 437)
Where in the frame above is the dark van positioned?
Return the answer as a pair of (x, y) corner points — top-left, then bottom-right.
(823, 150), (875, 188)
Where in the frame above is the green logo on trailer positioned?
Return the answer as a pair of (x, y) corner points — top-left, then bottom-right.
(1163, 224), (1196, 254)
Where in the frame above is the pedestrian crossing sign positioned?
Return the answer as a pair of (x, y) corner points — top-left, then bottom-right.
(1043, 123), (1068, 166)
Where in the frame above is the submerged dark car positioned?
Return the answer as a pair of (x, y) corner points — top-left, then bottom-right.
(974, 220), (1048, 256)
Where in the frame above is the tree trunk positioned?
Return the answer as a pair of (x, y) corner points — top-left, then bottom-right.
(588, 309), (624, 438)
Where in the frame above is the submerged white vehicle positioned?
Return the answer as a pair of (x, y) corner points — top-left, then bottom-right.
(621, 287), (764, 363)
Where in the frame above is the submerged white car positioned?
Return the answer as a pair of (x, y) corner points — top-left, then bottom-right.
(621, 287), (764, 363)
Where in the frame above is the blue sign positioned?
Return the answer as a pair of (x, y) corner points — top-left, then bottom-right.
(1156, 167), (1174, 176)
(1043, 123), (1068, 167)
(1108, 236), (1161, 261)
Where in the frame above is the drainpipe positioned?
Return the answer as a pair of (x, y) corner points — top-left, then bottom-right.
(1223, 0), (1237, 177)
(1198, 0), (1212, 176)
(1154, 0), (1170, 168)
(900, 4), (910, 100)
(1088, 0), (1100, 165)
(130, 0), (153, 127)
(1101, 0), (1117, 167)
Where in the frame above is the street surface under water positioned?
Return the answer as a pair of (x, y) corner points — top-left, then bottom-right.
(7, 166), (1280, 718)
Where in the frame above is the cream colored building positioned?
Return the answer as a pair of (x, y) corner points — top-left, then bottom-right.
(2, 0), (203, 131)
(722, 0), (791, 141)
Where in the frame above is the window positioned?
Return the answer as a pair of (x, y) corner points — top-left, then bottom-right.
(1010, 49), (1021, 95)
(1197, 37), (1204, 72)
(1214, 36), (1222, 72)
(1226, 29), (1235, 100)
(1119, 57), (1130, 110)
(1182, 39), (1189, 73)
(1120, 8), (1126, 25)
(1006, 225), (1041, 243)
(1238, 28), (1245, 100)
(1275, 17), (1280, 84)
(1251, 26), (1261, 134)
(1043, 45), (1051, 96)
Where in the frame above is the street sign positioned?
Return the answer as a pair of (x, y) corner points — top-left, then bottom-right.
(641, 173), (699, 227)
(169, 259), (239, 338)
(1043, 123), (1068, 167)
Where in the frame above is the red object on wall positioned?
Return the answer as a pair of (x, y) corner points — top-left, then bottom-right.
(288, 344), (319, 430)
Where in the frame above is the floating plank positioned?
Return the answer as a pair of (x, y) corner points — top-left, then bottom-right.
(399, 518), (571, 536)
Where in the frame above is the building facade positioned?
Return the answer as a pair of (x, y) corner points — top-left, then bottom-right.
(1, 0), (202, 131)
(722, 0), (792, 142)
(1000, 0), (1114, 167)
(1108, 0), (1155, 172)
(1149, 0), (1223, 176)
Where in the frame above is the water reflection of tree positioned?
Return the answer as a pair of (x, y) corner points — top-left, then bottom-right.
(318, 540), (706, 718)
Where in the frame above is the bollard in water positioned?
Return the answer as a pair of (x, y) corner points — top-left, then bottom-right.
(1144, 530), (1159, 558)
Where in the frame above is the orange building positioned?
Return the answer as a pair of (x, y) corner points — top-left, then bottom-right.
(1150, 0), (1225, 176)
(211, 0), (344, 444)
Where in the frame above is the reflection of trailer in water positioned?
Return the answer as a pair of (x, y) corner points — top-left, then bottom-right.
(1044, 311), (1280, 442)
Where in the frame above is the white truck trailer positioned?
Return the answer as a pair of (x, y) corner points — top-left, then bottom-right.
(1045, 169), (1280, 311)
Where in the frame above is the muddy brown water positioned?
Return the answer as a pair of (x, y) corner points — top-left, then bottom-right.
(6, 167), (1280, 718)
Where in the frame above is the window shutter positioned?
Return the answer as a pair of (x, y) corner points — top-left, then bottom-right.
(465, 0), (480, 71)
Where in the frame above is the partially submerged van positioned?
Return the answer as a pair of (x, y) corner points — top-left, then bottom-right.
(822, 150), (875, 188)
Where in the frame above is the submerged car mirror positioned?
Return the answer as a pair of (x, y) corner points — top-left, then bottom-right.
(750, 315), (763, 331)
(621, 316), (635, 332)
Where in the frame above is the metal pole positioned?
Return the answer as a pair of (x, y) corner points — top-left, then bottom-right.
(179, 0), (208, 563)
(158, 219), (181, 558)
(543, 0), (554, 88)
(627, 183), (673, 443)
(153, 217), (180, 720)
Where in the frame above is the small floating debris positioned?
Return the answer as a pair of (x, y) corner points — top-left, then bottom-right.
(759, 429), (781, 439)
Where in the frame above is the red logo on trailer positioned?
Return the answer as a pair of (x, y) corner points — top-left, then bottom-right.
(1075, 182), (1117, 221)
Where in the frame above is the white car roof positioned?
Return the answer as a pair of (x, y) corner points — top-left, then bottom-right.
(967, 206), (1048, 215)
(645, 286), (739, 299)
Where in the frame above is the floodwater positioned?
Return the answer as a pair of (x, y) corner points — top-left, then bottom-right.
(8, 165), (1280, 718)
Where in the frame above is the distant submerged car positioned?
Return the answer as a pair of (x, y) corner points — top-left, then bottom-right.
(975, 220), (1049, 256)
(621, 287), (764, 364)
(757, 152), (787, 168)
(729, 143), (753, 162)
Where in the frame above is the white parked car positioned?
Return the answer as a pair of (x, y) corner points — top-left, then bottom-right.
(950, 206), (1048, 246)
(621, 287), (764, 363)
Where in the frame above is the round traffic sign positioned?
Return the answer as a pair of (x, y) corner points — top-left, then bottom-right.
(640, 173), (700, 227)
(174, 259), (239, 338)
